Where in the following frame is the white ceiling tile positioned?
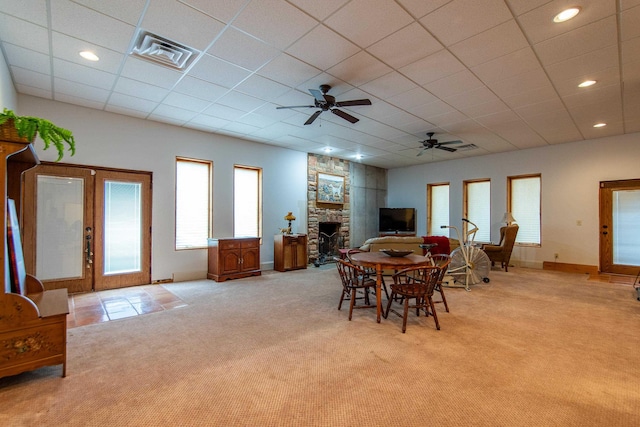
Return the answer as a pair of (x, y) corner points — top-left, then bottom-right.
(622, 0), (640, 10)
(449, 20), (529, 68)
(188, 54), (251, 88)
(113, 77), (170, 102)
(444, 86), (502, 111)
(544, 45), (618, 83)
(173, 76), (228, 102)
(524, 109), (583, 144)
(515, 98), (566, 120)
(423, 70), (483, 99)
(72, 0), (147, 25)
(325, 0), (413, 48)
(0, 14), (50, 54)
(54, 92), (106, 110)
(216, 91), (266, 112)
(327, 51), (392, 87)
(140, 0), (225, 51)
(472, 47), (541, 83)
(367, 22), (442, 68)
(621, 5), (640, 41)
(53, 58), (116, 90)
(360, 72), (418, 100)
(534, 17), (618, 66)
(562, 83), (622, 110)
(502, 84), (559, 109)
(504, 0), (550, 16)
(386, 87), (439, 110)
(233, 0), (318, 49)
(52, 32), (124, 74)
(400, 50), (466, 85)
(410, 100), (456, 119)
(553, 67), (620, 97)
(3, 43), (50, 72)
(163, 92), (212, 112)
(180, 0), (250, 24)
(484, 68), (550, 99)
(108, 92), (159, 113)
(258, 53), (322, 87)
(11, 66), (51, 91)
(189, 113), (232, 129)
(119, 57), (184, 89)
(234, 75), (291, 101)
(0, 0), (47, 25)
(396, 0), (451, 19)
(287, 0), (350, 21)
(421, 0), (513, 46)
(207, 28), (280, 71)
(51, 0), (135, 53)
(54, 77), (110, 103)
(14, 84), (52, 100)
(286, 25), (360, 70)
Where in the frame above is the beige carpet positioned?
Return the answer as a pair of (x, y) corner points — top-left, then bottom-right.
(1, 266), (638, 426)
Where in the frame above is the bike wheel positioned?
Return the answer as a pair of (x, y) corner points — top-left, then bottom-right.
(448, 246), (491, 288)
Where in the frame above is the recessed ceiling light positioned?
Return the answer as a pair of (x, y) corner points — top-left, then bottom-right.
(354, 154), (364, 160)
(578, 80), (596, 88)
(593, 123), (607, 128)
(323, 147), (333, 153)
(79, 51), (99, 61)
(553, 7), (581, 23)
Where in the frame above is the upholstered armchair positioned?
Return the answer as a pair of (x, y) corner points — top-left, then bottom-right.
(482, 225), (519, 272)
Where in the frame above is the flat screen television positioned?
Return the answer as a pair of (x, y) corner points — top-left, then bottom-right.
(379, 208), (416, 233)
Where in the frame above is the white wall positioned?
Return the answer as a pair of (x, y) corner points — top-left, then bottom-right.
(0, 51), (17, 111)
(387, 133), (640, 269)
(17, 95), (308, 281)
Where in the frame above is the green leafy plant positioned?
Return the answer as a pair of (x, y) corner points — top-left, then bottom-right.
(0, 108), (76, 161)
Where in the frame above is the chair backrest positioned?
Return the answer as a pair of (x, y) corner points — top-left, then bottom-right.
(501, 225), (519, 254)
(392, 265), (442, 296)
(428, 254), (451, 283)
(335, 258), (369, 289)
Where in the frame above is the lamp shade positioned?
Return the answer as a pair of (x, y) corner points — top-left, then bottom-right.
(284, 212), (296, 221)
(501, 212), (516, 225)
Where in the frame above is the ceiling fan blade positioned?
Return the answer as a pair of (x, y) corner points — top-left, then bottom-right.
(308, 89), (325, 102)
(304, 110), (323, 125)
(331, 108), (359, 123)
(436, 146), (457, 152)
(335, 99), (372, 107)
(276, 105), (316, 109)
(417, 147), (429, 157)
(439, 140), (463, 145)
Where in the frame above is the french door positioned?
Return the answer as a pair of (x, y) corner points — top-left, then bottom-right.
(22, 163), (152, 293)
(599, 179), (640, 275)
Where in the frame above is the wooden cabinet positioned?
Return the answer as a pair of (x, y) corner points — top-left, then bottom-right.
(207, 238), (261, 282)
(274, 234), (308, 272)
(0, 131), (69, 379)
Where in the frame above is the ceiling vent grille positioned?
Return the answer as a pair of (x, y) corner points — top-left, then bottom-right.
(130, 30), (199, 70)
(457, 144), (478, 151)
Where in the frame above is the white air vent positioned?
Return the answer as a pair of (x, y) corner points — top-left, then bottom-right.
(457, 144), (478, 151)
(130, 30), (199, 70)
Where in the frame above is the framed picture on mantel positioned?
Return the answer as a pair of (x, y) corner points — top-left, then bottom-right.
(317, 173), (344, 204)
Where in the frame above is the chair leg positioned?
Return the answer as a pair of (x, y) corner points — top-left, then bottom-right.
(338, 289), (348, 310)
(402, 297), (410, 333)
(381, 277), (390, 300)
(428, 297), (440, 330)
(384, 291), (394, 319)
(349, 289), (356, 321)
(437, 284), (449, 312)
(504, 262), (508, 272)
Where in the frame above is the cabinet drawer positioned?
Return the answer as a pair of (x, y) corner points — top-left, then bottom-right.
(219, 240), (242, 250)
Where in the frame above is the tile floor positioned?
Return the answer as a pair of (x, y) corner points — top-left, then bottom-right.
(67, 284), (187, 329)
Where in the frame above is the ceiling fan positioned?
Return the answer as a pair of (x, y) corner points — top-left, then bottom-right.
(417, 132), (463, 156)
(276, 84), (371, 125)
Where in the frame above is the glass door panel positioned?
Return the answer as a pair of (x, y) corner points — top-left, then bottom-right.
(104, 181), (142, 275)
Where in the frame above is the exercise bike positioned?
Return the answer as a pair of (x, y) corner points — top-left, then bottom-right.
(440, 218), (491, 291)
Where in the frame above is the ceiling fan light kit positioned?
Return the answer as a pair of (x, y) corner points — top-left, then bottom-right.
(277, 85), (371, 125)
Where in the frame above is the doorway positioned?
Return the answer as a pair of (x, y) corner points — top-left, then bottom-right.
(22, 163), (152, 293)
(599, 179), (640, 275)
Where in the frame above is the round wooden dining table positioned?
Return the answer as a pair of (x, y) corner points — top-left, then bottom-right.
(349, 251), (432, 323)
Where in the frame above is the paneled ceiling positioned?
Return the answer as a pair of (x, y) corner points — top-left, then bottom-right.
(1, 0), (638, 169)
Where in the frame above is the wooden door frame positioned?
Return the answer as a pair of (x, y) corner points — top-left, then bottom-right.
(599, 178), (640, 275)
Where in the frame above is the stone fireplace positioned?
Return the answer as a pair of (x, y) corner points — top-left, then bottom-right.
(307, 154), (350, 265)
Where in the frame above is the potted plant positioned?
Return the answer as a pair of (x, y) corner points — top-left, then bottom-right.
(0, 108), (76, 161)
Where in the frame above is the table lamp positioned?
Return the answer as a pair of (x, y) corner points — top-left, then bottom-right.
(502, 212), (516, 225)
(284, 212), (296, 234)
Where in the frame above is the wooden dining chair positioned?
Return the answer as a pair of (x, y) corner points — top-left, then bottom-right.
(335, 258), (379, 320)
(383, 264), (442, 333)
(429, 254), (451, 312)
(346, 248), (389, 300)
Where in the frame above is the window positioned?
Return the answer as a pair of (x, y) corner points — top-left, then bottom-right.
(427, 183), (449, 236)
(175, 158), (212, 250)
(508, 175), (541, 245)
(463, 180), (490, 242)
(234, 165), (262, 238)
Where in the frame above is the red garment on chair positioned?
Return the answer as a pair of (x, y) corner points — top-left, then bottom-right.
(422, 236), (451, 255)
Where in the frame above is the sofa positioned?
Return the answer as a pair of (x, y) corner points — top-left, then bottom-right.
(357, 235), (460, 275)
